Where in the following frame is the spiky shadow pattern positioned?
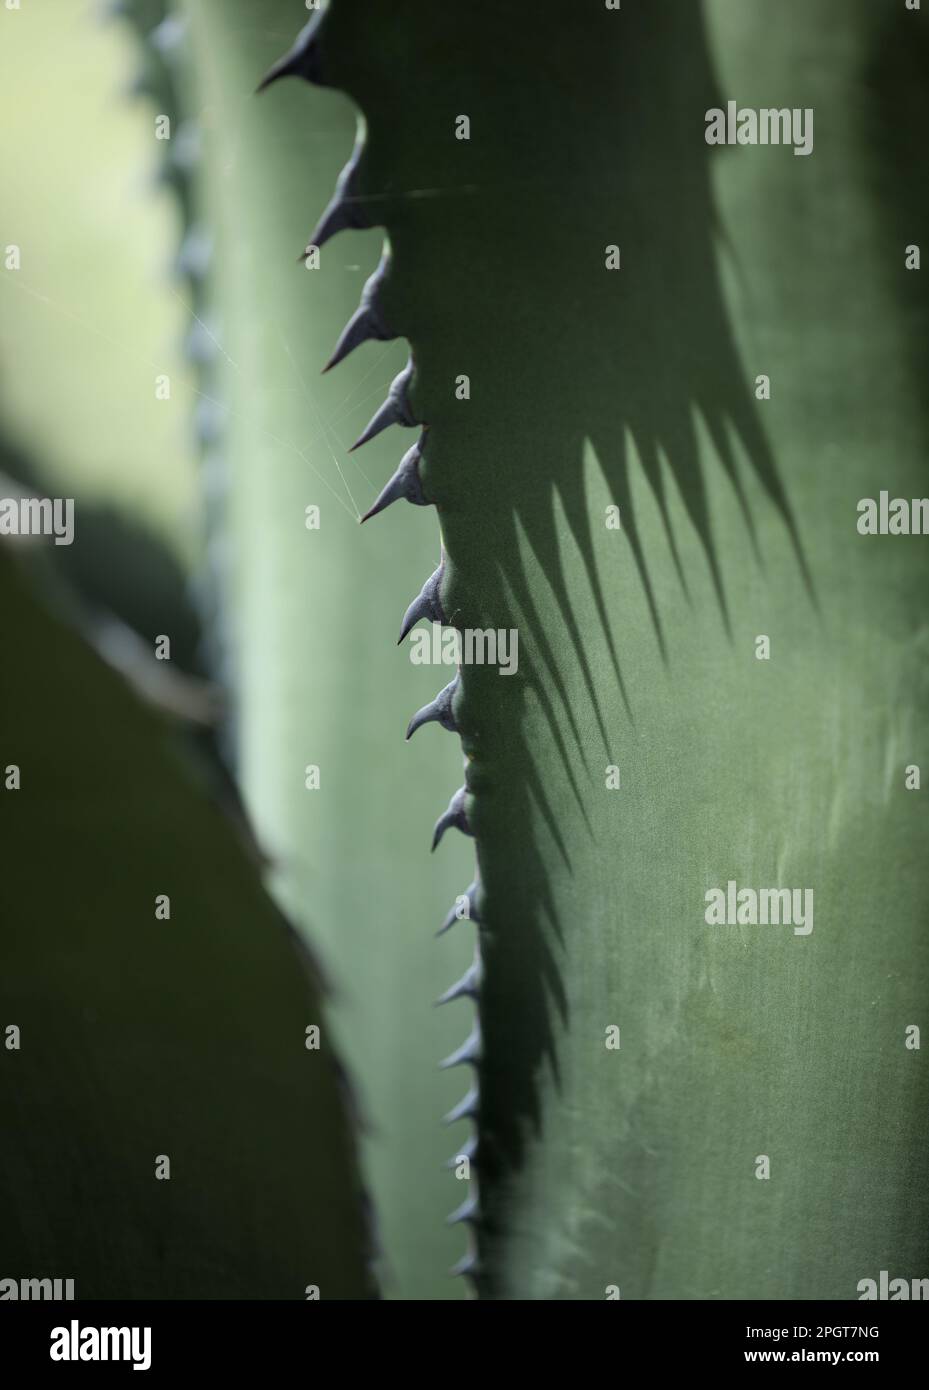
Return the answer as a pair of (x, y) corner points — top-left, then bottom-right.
(265, 0), (812, 1290)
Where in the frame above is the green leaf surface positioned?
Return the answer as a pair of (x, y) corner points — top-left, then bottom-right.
(281, 0), (929, 1298)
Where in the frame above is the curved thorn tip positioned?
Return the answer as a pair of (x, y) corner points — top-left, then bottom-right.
(308, 139), (372, 247)
(397, 559), (446, 644)
(431, 786), (471, 852)
(443, 1085), (479, 1126)
(349, 360), (417, 452)
(406, 674), (458, 740)
(256, 13), (326, 93)
(436, 881), (479, 936)
(363, 438), (427, 525)
(439, 1026), (482, 1070)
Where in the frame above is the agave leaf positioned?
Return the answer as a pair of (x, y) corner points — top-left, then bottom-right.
(179, 0), (475, 1297)
(266, 0), (929, 1298)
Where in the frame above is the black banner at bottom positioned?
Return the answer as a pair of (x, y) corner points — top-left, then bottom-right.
(1, 1299), (924, 1376)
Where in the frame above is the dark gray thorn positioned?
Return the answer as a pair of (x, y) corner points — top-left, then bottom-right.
(308, 140), (371, 249)
(444, 1134), (478, 1170)
(443, 1085), (479, 1127)
(436, 881), (480, 937)
(435, 957), (482, 1007)
(322, 304), (390, 373)
(406, 674), (458, 740)
(323, 255), (395, 372)
(447, 1194), (480, 1227)
(450, 1249), (480, 1279)
(440, 1025), (482, 1070)
(432, 787), (471, 853)
(256, 12), (327, 93)
(348, 359), (417, 452)
(362, 438), (427, 524)
(397, 557), (445, 644)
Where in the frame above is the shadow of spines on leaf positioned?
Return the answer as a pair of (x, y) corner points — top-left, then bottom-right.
(261, 0), (812, 1294)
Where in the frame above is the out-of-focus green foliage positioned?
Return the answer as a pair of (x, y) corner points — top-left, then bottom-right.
(0, 0), (198, 564)
(0, 540), (373, 1299)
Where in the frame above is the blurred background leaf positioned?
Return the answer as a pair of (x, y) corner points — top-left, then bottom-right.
(0, 0), (198, 569)
(0, 535), (373, 1299)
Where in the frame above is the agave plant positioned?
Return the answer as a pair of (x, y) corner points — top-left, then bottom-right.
(237, 0), (929, 1299)
(2, 0), (927, 1302)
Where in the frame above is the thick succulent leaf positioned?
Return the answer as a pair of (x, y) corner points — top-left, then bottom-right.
(179, 0), (475, 1298)
(0, 544), (373, 1298)
(273, 0), (929, 1297)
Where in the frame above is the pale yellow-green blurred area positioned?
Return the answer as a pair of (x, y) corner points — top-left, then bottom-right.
(0, 0), (198, 565)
